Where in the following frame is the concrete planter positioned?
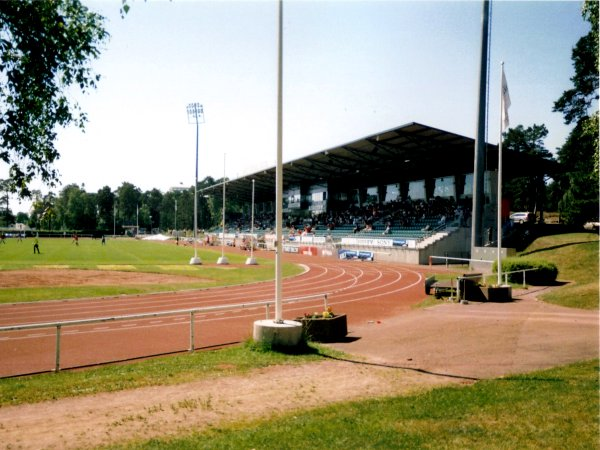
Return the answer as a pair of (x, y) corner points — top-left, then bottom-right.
(297, 314), (348, 342)
(481, 286), (512, 302)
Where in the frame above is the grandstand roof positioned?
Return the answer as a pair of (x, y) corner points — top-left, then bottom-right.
(202, 122), (558, 203)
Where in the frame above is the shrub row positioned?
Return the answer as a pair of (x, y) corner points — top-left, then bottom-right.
(494, 257), (558, 285)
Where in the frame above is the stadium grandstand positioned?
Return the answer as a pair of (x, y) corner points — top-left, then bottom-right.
(202, 122), (557, 264)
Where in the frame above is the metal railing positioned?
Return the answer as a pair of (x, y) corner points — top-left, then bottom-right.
(453, 268), (539, 301)
(429, 255), (495, 267)
(0, 293), (329, 373)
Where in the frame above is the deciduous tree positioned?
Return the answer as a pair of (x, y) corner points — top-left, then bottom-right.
(502, 124), (553, 214)
(553, 0), (599, 226)
(0, 0), (108, 197)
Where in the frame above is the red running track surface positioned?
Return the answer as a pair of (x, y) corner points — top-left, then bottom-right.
(0, 254), (427, 377)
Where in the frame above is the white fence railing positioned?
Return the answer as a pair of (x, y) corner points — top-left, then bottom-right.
(0, 293), (329, 373)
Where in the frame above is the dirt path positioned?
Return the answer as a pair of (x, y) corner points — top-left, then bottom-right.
(0, 360), (456, 450)
(1, 287), (597, 450)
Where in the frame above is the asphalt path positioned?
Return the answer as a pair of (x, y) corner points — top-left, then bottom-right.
(0, 255), (426, 377)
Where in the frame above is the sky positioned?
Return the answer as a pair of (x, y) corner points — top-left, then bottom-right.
(5, 0), (590, 214)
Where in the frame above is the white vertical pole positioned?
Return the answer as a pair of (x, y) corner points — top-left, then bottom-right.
(222, 153), (226, 258)
(251, 179), (255, 259)
(217, 154), (229, 264)
(497, 62), (505, 286)
(275, 0), (283, 323)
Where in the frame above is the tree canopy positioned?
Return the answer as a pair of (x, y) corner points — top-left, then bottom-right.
(502, 124), (553, 213)
(0, 0), (108, 198)
(553, 0), (599, 125)
(553, 0), (599, 226)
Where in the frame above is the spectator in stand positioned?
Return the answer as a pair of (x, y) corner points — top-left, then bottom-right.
(382, 222), (391, 235)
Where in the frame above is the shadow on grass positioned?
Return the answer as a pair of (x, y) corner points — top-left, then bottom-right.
(520, 240), (596, 257)
(319, 354), (481, 382)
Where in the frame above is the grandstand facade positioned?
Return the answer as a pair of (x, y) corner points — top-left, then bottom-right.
(205, 122), (555, 264)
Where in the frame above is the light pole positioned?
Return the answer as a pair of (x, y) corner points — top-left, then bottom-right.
(187, 103), (204, 265)
(217, 153), (229, 265)
(245, 178), (258, 265)
(174, 198), (178, 244)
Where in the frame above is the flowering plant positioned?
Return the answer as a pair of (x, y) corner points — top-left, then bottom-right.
(303, 306), (335, 319)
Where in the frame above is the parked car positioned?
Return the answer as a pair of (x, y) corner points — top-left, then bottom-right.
(583, 220), (599, 231)
(509, 212), (535, 224)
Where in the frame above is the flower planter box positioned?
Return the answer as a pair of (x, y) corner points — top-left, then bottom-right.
(296, 314), (348, 342)
(481, 286), (512, 302)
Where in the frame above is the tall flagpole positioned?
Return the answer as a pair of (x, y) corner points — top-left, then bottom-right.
(498, 62), (510, 285)
(251, 0), (301, 346)
(274, 0), (283, 323)
(497, 66), (503, 286)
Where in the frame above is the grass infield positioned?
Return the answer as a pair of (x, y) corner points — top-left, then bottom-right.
(0, 237), (303, 303)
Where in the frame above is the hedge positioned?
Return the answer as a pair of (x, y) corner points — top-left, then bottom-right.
(494, 257), (558, 285)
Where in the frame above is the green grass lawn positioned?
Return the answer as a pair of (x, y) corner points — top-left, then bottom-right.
(0, 237), (303, 303)
(518, 232), (599, 309)
(112, 359), (599, 450)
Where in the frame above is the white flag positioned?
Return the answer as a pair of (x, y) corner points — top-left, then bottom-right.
(501, 67), (511, 130)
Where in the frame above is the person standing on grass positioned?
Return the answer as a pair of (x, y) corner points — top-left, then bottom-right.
(33, 236), (40, 254)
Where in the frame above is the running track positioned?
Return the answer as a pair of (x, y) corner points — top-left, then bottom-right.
(0, 255), (427, 377)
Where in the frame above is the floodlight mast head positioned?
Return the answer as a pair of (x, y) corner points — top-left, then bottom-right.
(187, 103), (204, 124)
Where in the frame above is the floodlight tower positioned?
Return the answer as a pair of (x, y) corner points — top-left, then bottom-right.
(187, 103), (204, 265)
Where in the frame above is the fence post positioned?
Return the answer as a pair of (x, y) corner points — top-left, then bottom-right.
(523, 270), (526, 288)
(55, 324), (62, 372)
(455, 278), (460, 301)
(265, 303), (270, 319)
(189, 311), (195, 352)
(504, 272), (508, 285)
(323, 293), (328, 310)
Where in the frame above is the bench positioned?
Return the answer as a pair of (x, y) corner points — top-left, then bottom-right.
(430, 280), (456, 299)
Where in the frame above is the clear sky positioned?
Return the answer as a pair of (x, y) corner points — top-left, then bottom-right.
(5, 0), (589, 214)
